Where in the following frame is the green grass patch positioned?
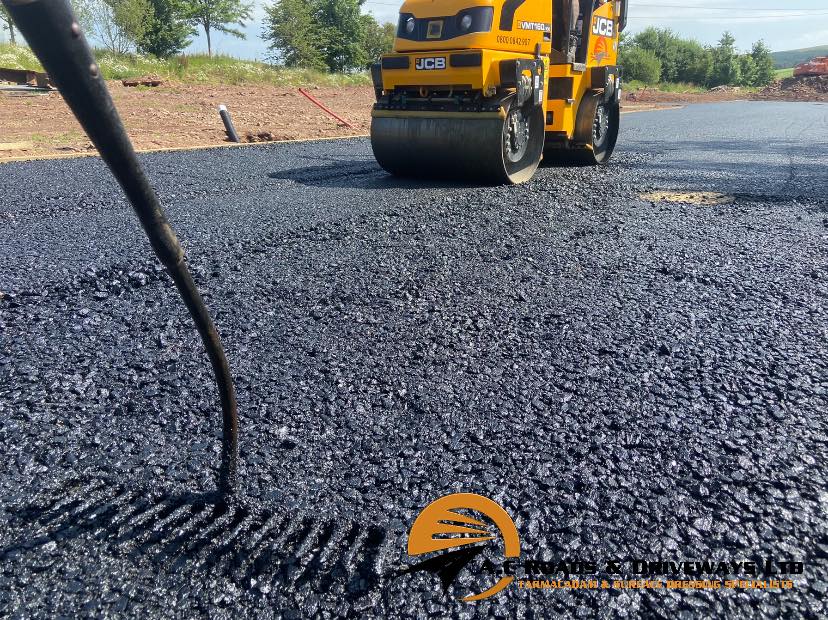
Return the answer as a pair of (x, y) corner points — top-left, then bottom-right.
(774, 67), (794, 79)
(0, 43), (370, 87)
(0, 43), (42, 72)
(626, 79), (764, 93)
(29, 131), (85, 144)
(626, 79), (706, 93)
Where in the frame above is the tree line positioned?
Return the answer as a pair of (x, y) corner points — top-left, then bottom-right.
(2, 0), (394, 69)
(2, 0), (250, 57)
(620, 28), (776, 88)
(3, 4), (777, 87)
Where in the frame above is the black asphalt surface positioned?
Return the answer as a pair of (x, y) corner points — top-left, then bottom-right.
(1, 101), (826, 618)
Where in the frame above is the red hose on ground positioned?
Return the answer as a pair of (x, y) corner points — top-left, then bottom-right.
(298, 88), (355, 128)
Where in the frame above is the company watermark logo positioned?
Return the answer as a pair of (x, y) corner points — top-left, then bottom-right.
(401, 493), (519, 601)
(398, 493), (806, 604)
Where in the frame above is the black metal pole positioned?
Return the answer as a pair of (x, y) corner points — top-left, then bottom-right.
(218, 104), (241, 143)
(2, 0), (239, 494)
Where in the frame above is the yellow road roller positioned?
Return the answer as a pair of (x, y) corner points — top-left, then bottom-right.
(370, 0), (628, 184)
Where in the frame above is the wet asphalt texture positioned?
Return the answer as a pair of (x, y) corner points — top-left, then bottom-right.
(1, 101), (827, 618)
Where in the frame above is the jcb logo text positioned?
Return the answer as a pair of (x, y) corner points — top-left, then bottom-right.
(592, 16), (614, 37)
(415, 57), (446, 70)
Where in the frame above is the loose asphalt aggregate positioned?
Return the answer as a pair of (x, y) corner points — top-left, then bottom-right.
(0, 101), (826, 618)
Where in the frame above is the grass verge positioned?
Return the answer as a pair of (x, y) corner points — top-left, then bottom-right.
(625, 80), (707, 93)
(626, 80), (764, 93)
(0, 43), (371, 87)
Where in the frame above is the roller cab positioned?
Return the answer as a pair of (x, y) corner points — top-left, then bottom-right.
(371, 0), (628, 184)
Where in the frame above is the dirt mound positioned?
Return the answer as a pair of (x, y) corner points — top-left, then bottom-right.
(243, 130), (292, 143)
(122, 74), (163, 87)
(753, 75), (828, 102)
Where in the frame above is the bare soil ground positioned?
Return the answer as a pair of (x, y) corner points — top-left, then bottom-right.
(627, 75), (828, 104)
(0, 78), (823, 162)
(624, 87), (748, 104)
(0, 83), (374, 162)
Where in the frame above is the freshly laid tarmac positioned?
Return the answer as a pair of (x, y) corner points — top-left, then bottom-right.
(1, 102), (826, 617)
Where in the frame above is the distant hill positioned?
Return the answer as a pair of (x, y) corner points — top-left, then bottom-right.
(772, 46), (828, 69)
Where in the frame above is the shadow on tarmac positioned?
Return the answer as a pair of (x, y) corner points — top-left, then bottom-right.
(268, 160), (498, 190)
(2, 477), (387, 599)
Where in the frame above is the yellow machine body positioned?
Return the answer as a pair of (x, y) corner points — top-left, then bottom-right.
(370, 0), (627, 183)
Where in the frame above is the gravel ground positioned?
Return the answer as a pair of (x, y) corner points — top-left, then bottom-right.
(1, 101), (826, 618)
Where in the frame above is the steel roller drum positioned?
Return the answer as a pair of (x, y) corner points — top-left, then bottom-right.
(371, 103), (545, 185)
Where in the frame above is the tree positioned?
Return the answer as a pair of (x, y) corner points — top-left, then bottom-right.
(184, 0), (252, 57)
(674, 38), (712, 86)
(70, 0), (96, 34)
(618, 31), (631, 52)
(89, 1), (126, 55)
(316, 0), (366, 71)
(1, 5), (16, 45)
(263, 0), (326, 69)
(629, 27), (715, 86)
(89, 0), (152, 55)
(681, 44), (713, 86)
(139, 0), (195, 57)
(751, 40), (775, 87)
(71, 0), (151, 53)
(632, 28), (680, 82)
(620, 47), (662, 84)
(262, 0), (388, 72)
(360, 15), (394, 67)
(710, 31), (740, 87)
(738, 54), (757, 87)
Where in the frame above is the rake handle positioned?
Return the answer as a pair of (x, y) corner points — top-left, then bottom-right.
(3, 0), (239, 494)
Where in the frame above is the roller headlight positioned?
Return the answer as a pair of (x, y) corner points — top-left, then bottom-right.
(456, 7), (494, 35)
(397, 13), (417, 38)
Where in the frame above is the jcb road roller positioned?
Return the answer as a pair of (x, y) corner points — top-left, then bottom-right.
(370, 0), (628, 184)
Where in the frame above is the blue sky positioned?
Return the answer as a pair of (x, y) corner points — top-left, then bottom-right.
(185, 0), (828, 60)
(3, 1), (826, 59)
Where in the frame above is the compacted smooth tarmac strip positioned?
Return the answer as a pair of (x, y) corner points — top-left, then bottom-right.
(0, 102), (826, 617)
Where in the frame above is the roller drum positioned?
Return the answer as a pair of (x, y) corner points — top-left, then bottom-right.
(371, 102), (545, 185)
